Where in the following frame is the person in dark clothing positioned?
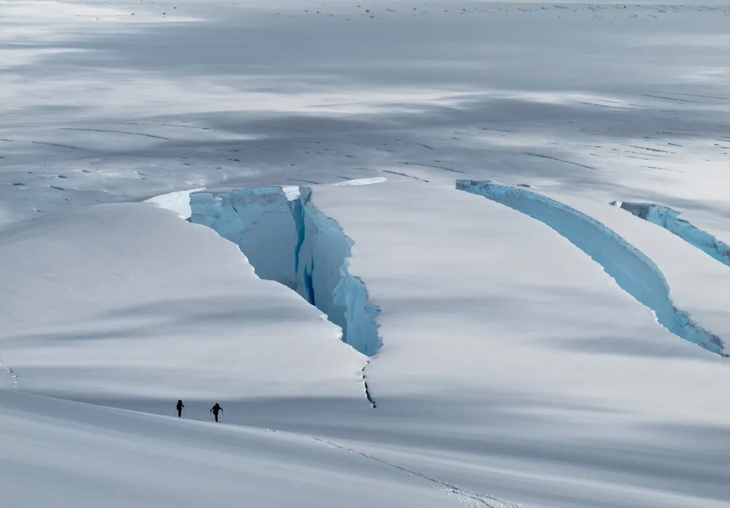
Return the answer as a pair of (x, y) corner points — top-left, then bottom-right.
(210, 403), (223, 423)
(176, 399), (184, 418)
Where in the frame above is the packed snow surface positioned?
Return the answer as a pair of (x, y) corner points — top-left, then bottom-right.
(1, 1), (729, 507)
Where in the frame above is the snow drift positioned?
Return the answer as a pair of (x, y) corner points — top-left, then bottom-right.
(189, 187), (381, 357)
(456, 180), (726, 356)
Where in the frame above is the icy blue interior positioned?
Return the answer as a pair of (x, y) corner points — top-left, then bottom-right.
(457, 180), (726, 357)
(612, 201), (729, 267)
(189, 187), (381, 357)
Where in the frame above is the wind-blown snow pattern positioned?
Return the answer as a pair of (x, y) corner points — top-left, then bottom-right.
(457, 180), (727, 357)
(189, 187), (381, 357)
(612, 201), (730, 267)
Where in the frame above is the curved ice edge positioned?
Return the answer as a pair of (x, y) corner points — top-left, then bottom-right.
(456, 180), (727, 357)
(186, 187), (382, 361)
(611, 201), (730, 267)
(298, 189), (383, 358)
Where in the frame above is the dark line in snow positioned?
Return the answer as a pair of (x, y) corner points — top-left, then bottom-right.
(654, 91), (729, 101)
(522, 152), (596, 170)
(640, 94), (696, 103)
(382, 170), (430, 183)
(400, 162), (464, 174)
(30, 141), (84, 151)
(578, 101), (631, 110)
(59, 128), (170, 140)
(361, 362), (376, 408)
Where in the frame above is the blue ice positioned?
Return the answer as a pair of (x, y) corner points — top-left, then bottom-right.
(613, 202), (729, 267)
(456, 180), (726, 357)
(189, 187), (381, 356)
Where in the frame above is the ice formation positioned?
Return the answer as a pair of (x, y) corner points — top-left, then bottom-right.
(189, 187), (381, 356)
(457, 180), (726, 356)
(612, 201), (729, 266)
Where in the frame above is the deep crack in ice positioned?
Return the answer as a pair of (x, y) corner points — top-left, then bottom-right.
(188, 187), (382, 358)
(457, 180), (727, 357)
(612, 201), (730, 267)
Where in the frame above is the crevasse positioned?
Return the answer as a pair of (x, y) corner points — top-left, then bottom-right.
(189, 187), (382, 357)
(611, 201), (730, 267)
(456, 180), (726, 357)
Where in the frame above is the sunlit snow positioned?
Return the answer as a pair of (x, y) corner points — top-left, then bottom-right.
(1, 1), (728, 507)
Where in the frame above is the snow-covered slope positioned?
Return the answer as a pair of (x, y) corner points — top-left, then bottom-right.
(1, 1), (728, 507)
(0, 390), (493, 508)
(0, 203), (365, 402)
(261, 180), (728, 508)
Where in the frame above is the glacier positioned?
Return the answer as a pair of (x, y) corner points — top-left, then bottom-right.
(612, 201), (730, 267)
(189, 187), (381, 357)
(456, 180), (726, 357)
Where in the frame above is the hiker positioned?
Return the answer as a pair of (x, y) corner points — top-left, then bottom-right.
(176, 399), (184, 418)
(210, 403), (223, 423)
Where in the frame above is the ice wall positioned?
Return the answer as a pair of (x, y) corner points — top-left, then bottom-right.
(456, 180), (726, 357)
(612, 201), (730, 267)
(189, 187), (381, 357)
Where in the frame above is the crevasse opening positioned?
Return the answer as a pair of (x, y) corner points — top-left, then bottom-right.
(611, 201), (730, 267)
(456, 180), (726, 357)
(189, 187), (382, 357)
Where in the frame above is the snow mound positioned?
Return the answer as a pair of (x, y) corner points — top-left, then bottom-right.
(457, 180), (727, 356)
(189, 187), (382, 356)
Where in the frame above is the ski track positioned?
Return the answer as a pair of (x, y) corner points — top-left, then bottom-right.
(156, 411), (518, 507)
(234, 423), (519, 508)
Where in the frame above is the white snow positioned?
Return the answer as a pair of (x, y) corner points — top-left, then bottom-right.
(332, 177), (389, 186)
(0, 1), (728, 507)
(0, 203), (365, 401)
(0, 390), (487, 508)
(304, 180), (730, 508)
(144, 187), (205, 219)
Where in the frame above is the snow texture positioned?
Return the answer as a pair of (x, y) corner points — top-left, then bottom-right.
(189, 187), (381, 356)
(1, 1), (729, 508)
(614, 201), (730, 266)
(0, 390), (493, 508)
(457, 180), (728, 357)
(0, 203), (366, 400)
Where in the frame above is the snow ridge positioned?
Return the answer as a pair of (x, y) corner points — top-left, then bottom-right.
(189, 187), (382, 357)
(457, 180), (727, 357)
(611, 201), (730, 267)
